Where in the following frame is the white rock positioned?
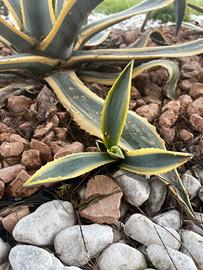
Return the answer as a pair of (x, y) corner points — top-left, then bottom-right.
(0, 239), (10, 264)
(124, 214), (181, 249)
(54, 224), (113, 267)
(189, 212), (203, 236)
(181, 230), (203, 270)
(145, 178), (166, 215)
(147, 244), (197, 270)
(9, 245), (66, 270)
(63, 268), (82, 270)
(153, 210), (182, 230)
(13, 200), (75, 245)
(113, 170), (150, 207)
(182, 174), (201, 197)
(98, 243), (147, 270)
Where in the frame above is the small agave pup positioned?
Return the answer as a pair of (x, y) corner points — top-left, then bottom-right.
(24, 61), (192, 192)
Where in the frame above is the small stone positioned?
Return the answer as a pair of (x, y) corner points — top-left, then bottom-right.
(131, 86), (140, 99)
(0, 142), (24, 157)
(86, 146), (98, 152)
(187, 97), (203, 117)
(2, 206), (30, 233)
(113, 170), (150, 207)
(54, 224), (113, 266)
(0, 180), (5, 199)
(0, 164), (25, 183)
(190, 114), (203, 133)
(13, 200), (75, 245)
(57, 112), (68, 123)
(30, 139), (52, 162)
(179, 129), (193, 142)
(153, 210), (182, 230)
(9, 245), (67, 270)
(54, 142), (84, 159)
(54, 127), (67, 141)
(178, 95), (193, 113)
(6, 170), (38, 198)
(33, 122), (54, 139)
(147, 244), (197, 270)
(7, 96), (32, 113)
(21, 150), (41, 168)
(199, 186), (203, 202)
(181, 230), (203, 270)
(49, 141), (68, 155)
(159, 110), (178, 127)
(80, 175), (122, 224)
(180, 80), (193, 92)
(162, 101), (180, 113)
(0, 123), (13, 133)
(0, 133), (11, 143)
(124, 214), (181, 249)
(49, 115), (59, 127)
(189, 212), (203, 236)
(182, 174), (201, 197)
(10, 134), (29, 147)
(0, 238), (10, 264)
(160, 126), (176, 143)
(98, 243), (147, 270)
(136, 103), (159, 122)
(41, 131), (55, 143)
(146, 178), (166, 215)
(189, 83), (203, 98)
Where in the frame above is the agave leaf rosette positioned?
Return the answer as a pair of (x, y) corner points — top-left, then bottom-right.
(25, 62), (193, 217)
(0, 0), (197, 216)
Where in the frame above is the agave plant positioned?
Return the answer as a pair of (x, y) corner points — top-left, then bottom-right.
(24, 61), (192, 193)
(0, 0), (199, 216)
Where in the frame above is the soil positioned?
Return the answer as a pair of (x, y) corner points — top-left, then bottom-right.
(0, 24), (203, 254)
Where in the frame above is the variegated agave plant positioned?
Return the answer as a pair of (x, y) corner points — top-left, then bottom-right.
(0, 0), (200, 217)
(24, 61), (192, 206)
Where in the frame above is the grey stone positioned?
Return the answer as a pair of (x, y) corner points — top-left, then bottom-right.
(98, 243), (147, 270)
(54, 224), (113, 267)
(145, 178), (166, 215)
(181, 230), (203, 270)
(124, 214), (181, 249)
(9, 245), (67, 270)
(199, 186), (203, 202)
(147, 244), (197, 270)
(113, 170), (150, 207)
(190, 212), (203, 236)
(13, 200), (75, 245)
(182, 174), (201, 197)
(153, 210), (182, 230)
(0, 239), (10, 264)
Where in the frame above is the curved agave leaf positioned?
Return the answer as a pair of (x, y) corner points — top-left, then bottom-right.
(84, 29), (110, 47)
(46, 70), (194, 217)
(67, 38), (203, 66)
(20, 0), (55, 37)
(39, 0), (103, 59)
(78, 60), (180, 99)
(181, 22), (203, 31)
(121, 148), (192, 175)
(24, 152), (115, 186)
(128, 30), (152, 48)
(188, 2), (203, 13)
(150, 31), (169, 46)
(2, 0), (22, 29)
(0, 54), (59, 74)
(174, 0), (186, 34)
(54, 0), (67, 17)
(0, 16), (36, 52)
(75, 0), (174, 50)
(102, 61), (134, 149)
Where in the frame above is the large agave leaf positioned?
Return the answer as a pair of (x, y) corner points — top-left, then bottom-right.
(0, 54), (59, 74)
(75, 0), (174, 50)
(174, 0), (186, 33)
(67, 38), (203, 66)
(39, 0), (103, 59)
(121, 148), (192, 175)
(2, 0), (22, 29)
(102, 61), (133, 149)
(78, 59), (180, 100)
(20, 0), (55, 37)
(188, 2), (203, 13)
(24, 152), (115, 186)
(0, 16), (35, 52)
(46, 70), (194, 217)
(181, 22), (203, 31)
